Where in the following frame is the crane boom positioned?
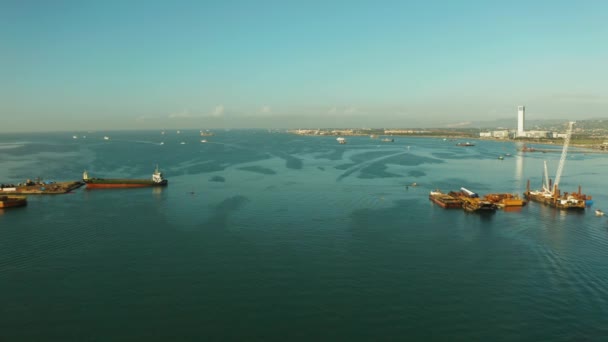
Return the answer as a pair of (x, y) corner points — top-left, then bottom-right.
(553, 121), (574, 193)
(543, 161), (550, 192)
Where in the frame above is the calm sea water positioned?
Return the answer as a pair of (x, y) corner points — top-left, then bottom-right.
(1, 130), (607, 341)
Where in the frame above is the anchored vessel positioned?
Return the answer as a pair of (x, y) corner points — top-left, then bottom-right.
(0, 195), (27, 208)
(449, 187), (497, 213)
(483, 193), (527, 208)
(524, 181), (587, 211)
(524, 122), (590, 211)
(429, 190), (462, 209)
(0, 180), (83, 195)
(83, 166), (168, 189)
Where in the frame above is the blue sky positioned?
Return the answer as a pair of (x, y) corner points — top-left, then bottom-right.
(1, 1), (606, 131)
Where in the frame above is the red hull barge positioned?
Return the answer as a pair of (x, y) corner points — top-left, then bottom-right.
(85, 182), (166, 189)
(83, 166), (168, 189)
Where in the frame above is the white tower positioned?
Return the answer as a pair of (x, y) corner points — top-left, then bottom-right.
(517, 105), (525, 137)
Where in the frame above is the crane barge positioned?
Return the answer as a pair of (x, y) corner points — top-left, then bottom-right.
(524, 121), (590, 210)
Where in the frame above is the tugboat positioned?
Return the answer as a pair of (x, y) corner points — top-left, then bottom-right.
(83, 166), (168, 189)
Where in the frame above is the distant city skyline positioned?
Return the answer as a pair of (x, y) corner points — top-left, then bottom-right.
(1, 1), (607, 132)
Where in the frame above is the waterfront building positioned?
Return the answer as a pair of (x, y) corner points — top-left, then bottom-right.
(517, 105), (525, 137)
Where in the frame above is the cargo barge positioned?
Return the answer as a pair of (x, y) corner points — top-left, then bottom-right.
(449, 187), (497, 213)
(483, 193), (527, 208)
(429, 190), (462, 208)
(0, 180), (84, 195)
(83, 166), (168, 189)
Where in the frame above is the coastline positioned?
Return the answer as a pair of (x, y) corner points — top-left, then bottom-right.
(288, 129), (608, 151)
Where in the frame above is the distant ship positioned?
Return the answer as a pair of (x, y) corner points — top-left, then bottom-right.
(83, 166), (168, 189)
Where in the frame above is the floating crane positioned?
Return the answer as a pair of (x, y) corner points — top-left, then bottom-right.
(524, 121), (589, 210)
(553, 121), (575, 194)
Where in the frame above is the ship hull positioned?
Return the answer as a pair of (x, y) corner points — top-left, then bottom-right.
(524, 192), (585, 210)
(84, 179), (168, 189)
(0, 196), (27, 208)
(429, 192), (462, 209)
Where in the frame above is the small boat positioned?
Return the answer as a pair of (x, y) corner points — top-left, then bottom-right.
(498, 156), (504, 160)
(104, 136), (110, 140)
(381, 138), (394, 142)
(73, 135), (78, 139)
(159, 142), (164, 145)
(180, 142), (186, 145)
(456, 142), (475, 146)
(596, 209), (604, 216)
(201, 140), (207, 143)
(336, 137), (346, 144)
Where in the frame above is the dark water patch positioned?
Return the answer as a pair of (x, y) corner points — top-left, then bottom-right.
(382, 154), (444, 167)
(210, 176), (226, 182)
(335, 163), (356, 170)
(348, 199), (427, 243)
(358, 163), (401, 179)
(408, 170), (426, 178)
(0, 143), (79, 156)
(238, 166), (277, 175)
(349, 150), (395, 163)
(337, 168), (359, 181)
(204, 195), (250, 229)
(183, 162), (227, 175)
(432, 152), (462, 159)
(314, 149), (346, 161)
(273, 152), (303, 169)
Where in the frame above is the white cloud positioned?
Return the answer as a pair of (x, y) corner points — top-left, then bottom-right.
(344, 106), (357, 114)
(260, 105), (271, 114)
(212, 105), (225, 117)
(327, 106), (357, 115)
(169, 109), (192, 118)
(446, 121), (473, 128)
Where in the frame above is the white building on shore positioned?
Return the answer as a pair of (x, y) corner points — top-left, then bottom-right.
(517, 105), (525, 137)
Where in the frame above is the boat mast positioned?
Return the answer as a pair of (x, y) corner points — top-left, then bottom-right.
(553, 121), (574, 194)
